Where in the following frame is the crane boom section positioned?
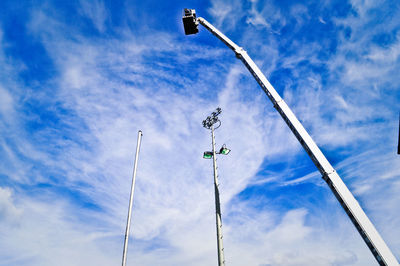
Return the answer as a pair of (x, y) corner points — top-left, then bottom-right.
(197, 17), (399, 266)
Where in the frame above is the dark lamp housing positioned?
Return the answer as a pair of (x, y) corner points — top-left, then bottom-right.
(219, 145), (230, 155)
(182, 9), (199, 35)
(203, 151), (213, 159)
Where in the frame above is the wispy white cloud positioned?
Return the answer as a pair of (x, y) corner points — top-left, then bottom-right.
(79, 0), (108, 33)
(224, 202), (376, 265)
(0, 187), (21, 225)
(0, 187), (117, 266)
(0, 4), (278, 265)
(245, 0), (286, 33)
(1, 0), (400, 265)
(207, 0), (244, 31)
(0, 86), (13, 115)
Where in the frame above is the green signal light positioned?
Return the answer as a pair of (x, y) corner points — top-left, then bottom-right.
(203, 151), (213, 159)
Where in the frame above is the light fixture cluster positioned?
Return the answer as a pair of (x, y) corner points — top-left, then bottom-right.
(203, 144), (231, 159)
(202, 108), (230, 159)
(202, 107), (222, 129)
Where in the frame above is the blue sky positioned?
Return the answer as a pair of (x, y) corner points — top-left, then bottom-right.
(0, 0), (399, 265)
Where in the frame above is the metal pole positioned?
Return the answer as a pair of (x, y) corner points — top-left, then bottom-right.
(122, 130), (143, 266)
(397, 113), (399, 155)
(194, 17), (399, 266)
(211, 124), (225, 266)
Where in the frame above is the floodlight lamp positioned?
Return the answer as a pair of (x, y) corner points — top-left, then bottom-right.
(182, 9), (199, 35)
(203, 151), (213, 159)
(219, 144), (230, 155)
(203, 117), (212, 129)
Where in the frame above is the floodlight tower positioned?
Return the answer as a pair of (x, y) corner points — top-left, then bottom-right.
(203, 107), (231, 266)
(183, 9), (399, 266)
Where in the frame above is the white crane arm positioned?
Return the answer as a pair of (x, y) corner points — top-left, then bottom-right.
(196, 16), (399, 266)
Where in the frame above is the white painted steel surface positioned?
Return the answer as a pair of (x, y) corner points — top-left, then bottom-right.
(122, 130), (143, 266)
(197, 17), (399, 266)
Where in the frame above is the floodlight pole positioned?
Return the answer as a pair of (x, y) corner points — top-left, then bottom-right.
(183, 9), (399, 266)
(122, 130), (143, 266)
(203, 108), (226, 266)
(211, 123), (225, 266)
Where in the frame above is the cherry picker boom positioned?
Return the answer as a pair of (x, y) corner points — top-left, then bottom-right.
(182, 8), (399, 266)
